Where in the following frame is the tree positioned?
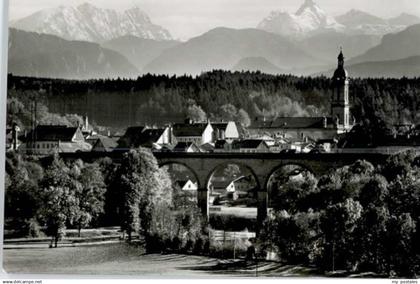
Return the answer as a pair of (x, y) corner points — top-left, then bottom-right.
(385, 213), (417, 277)
(97, 157), (121, 226)
(72, 161), (106, 237)
(271, 170), (318, 213)
(4, 153), (44, 237)
(186, 104), (207, 122)
(147, 174), (205, 253)
(237, 108), (251, 127)
(381, 150), (416, 181)
(39, 155), (79, 247)
(118, 148), (172, 241)
(222, 164), (241, 180)
(359, 175), (388, 208)
(320, 199), (363, 271)
(219, 104), (238, 121)
(355, 205), (390, 274)
(261, 210), (322, 264)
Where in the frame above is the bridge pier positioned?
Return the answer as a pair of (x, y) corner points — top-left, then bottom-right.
(257, 189), (268, 235)
(197, 188), (209, 220)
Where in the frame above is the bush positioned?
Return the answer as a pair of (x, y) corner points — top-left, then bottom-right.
(209, 214), (255, 231)
(145, 233), (164, 253)
(172, 236), (182, 252)
(193, 237), (205, 254)
(182, 239), (195, 253)
(26, 219), (45, 238)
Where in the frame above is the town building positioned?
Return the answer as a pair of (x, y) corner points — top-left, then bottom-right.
(19, 125), (91, 155)
(176, 180), (198, 191)
(233, 139), (270, 153)
(116, 126), (174, 150)
(172, 120), (213, 145)
(211, 121), (240, 142)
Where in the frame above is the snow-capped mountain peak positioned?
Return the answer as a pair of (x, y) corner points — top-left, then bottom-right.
(335, 9), (419, 36)
(257, 0), (343, 38)
(10, 2), (172, 42)
(296, 0), (319, 16)
(258, 0), (419, 39)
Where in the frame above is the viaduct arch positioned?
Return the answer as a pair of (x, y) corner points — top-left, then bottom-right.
(153, 152), (389, 231)
(59, 151), (390, 233)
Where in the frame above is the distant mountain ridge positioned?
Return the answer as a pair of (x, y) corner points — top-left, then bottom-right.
(298, 32), (381, 63)
(232, 57), (284, 74)
(317, 56), (420, 78)
(8, 28), (139, 79)
(143, 27), (324, 76)
(102, 36), (180, 71)
(10, 2), (172, 42)
(349, 24), (420, 64)
(336, 9), (420, 35)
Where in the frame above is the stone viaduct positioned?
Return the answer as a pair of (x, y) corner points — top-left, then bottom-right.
(153, 152), (389, 228)
(61, 151), (390, 231)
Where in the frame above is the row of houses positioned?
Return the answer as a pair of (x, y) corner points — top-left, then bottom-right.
(10, 116), (340, 155)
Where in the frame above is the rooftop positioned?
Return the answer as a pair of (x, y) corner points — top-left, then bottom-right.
(173, 123), (210, 137)
(26, 125), (82, 142)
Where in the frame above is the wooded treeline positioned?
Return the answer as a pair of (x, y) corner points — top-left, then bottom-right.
(260, 151), (420, 277)
(8, 72), (420, 132)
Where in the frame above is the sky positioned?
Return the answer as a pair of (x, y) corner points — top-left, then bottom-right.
(8, 0), (420, 40)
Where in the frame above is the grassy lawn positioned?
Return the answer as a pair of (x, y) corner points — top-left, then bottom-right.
(3, 243), (320, 277)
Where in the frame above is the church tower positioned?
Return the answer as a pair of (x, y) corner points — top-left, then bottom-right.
(331, 48), (351, 131)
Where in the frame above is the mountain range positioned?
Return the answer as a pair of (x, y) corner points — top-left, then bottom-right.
(258, 0), (420, 38)
(8, 28), (138, 79)
(348, 24), (420, 64)
(10, 3), (172, 42)
(7, 0), (420, 79)
(142, 27), (322, 76)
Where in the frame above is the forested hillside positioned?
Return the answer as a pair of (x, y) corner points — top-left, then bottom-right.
(7, 71), (420, 135)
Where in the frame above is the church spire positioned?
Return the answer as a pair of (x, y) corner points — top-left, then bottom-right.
(337, 47), (344, 68)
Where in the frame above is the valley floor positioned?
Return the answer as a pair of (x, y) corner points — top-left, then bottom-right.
(2, 243), (319, 277)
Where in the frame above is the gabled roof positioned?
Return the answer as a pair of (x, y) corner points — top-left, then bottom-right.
(250, 117), (335, 129)
(210, 180), (233, 189)
(118, 126), (167, 148)
(117, 126), (147, 148)
(92, 136), (118, 152)
(173, 142), (201, 152)
(238, 139), (269, 149)
(27, 125), (81, 142)
(123, 126), (147, 137)
(58, 141), (92, 152)
(200, 143), (215, 152)
(176, 180), (198, 189)
(173, 123), (210, 137)
(136, 129), (166, 147)
(211, 122), (229, 132)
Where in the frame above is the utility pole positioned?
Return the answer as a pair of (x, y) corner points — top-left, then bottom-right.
(233, 231), (236, 260)
(332, 241), (335, 273)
